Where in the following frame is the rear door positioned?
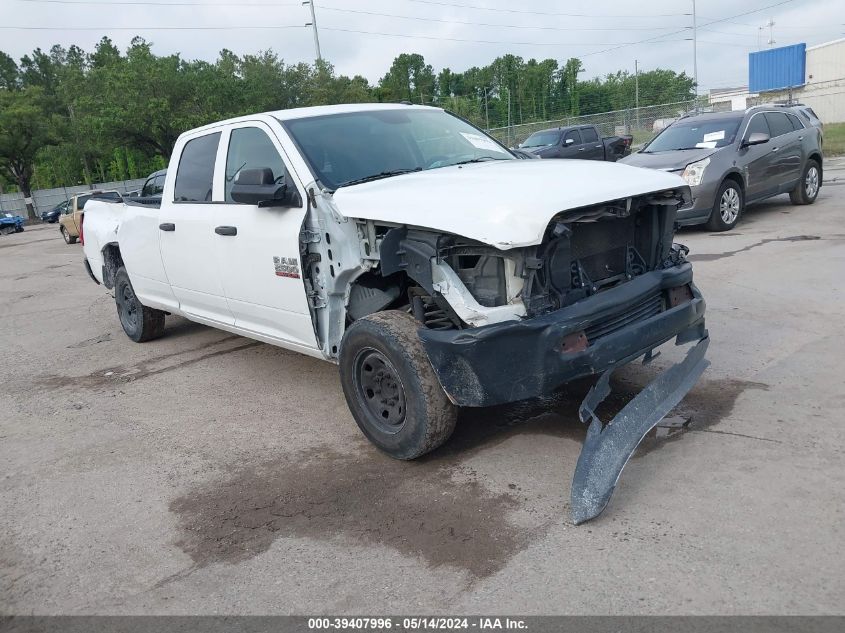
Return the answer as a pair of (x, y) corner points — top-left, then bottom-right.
(559, 129), (583, 158)
(579, 126), (604, 160)
(158, 130), (235, 324)
(764, 111), (802, 190)
(213, 122), (318, 350)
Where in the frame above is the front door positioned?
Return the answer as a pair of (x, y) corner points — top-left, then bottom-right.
(213, 123), (318, 351)
(559, 129), (583, 158)
(764, 111), (803, 189)
(158, 130), (235, 324)
(740, 112), (778, 201)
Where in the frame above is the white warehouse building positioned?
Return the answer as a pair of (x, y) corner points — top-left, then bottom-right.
(709, 38), (845, 123)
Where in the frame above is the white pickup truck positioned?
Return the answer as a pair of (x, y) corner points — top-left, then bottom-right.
(82, 103), (709, 523)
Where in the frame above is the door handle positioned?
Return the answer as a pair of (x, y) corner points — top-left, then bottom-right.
(159, 223), (175, 231)
(595, 145), (602, 148)
(578, 147), (585, 151)
(771, 147), (779, 152)
(215, 226), (238, 236)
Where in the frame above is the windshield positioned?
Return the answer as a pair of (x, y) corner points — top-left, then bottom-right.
(282, 109), (513, 189)
(644, 117), (742, 152)
(520, 130), (561, 148)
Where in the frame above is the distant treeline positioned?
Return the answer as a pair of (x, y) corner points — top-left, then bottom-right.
(0, 36), (695, 197)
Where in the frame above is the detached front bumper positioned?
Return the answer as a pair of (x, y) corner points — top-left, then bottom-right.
(419, 264), (705, 407)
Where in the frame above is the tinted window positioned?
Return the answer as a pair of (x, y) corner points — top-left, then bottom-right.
(225, 127), (287, 203)
(174, 133), (221, 202)
(520, 130), (561, 148)
(141, 177), (156, 197)
(764, 112), (793, 138)
(746, 113), (770, 138)
(787, 113), (804, 130)
(581, 127), (599, 143)
(563, 129), (581, 144)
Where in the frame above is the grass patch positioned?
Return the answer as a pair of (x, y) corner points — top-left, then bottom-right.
(824, 122), (845, 157)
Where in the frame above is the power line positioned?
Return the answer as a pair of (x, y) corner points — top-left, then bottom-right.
(399, 0), (692, 19)
(318, 6), (684, 32)
(320, 26), (692, 47)
(575, 0), (799, 58)
(0, 24), (305, 30)
(14, 0), (301, 5)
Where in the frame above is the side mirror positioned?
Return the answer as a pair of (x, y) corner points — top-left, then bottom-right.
(742, 131), (770, 147)
(230, 168), (301, 208)
(564, 138), (575, 146)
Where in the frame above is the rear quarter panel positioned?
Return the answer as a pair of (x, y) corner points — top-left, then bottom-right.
(118, 202), (178, 312)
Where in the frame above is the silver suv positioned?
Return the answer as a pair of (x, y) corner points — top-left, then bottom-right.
(621, 107), (823, 231)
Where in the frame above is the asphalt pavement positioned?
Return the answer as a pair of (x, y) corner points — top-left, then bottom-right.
(1, 189), (844, 615)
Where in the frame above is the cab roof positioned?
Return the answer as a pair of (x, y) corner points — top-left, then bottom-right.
(185, 103), (439, 136)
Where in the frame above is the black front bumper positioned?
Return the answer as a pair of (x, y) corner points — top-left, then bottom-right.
(419, 264), (706, 407)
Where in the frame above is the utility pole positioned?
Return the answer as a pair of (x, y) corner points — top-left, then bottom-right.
(483, 87), (490, 130)
(692, 0), (698, 104)
(303, 1), (322, 62)
(766, 18), (776, 47)
(634, 59), (640, 129)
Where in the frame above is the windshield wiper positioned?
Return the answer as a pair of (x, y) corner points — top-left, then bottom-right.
(452, 156), (506, 165)
(337, 167), (422, 188)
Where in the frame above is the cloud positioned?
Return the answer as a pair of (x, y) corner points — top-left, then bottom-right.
(1, 0), (839, 91)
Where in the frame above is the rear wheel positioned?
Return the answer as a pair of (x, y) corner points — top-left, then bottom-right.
(706, 180), (743, 232)
(339, 311), (457, 460)
(790, 159), (820, 205)
(61, 225), (77, 244)
(114, 267), (166, 342)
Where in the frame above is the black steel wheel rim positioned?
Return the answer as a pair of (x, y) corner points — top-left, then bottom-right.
(353, 348), (407, 433)
(117, 281), (138, 331)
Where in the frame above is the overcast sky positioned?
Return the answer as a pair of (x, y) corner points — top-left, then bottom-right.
(1, 0), (842, 91)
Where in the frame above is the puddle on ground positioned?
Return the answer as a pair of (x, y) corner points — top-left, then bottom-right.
(169, 371), (767, 578)
(39, 335), (259, 389)
(688, 235), (822, 262)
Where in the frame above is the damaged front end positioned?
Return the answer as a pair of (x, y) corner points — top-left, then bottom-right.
(360, 186), (709, 523)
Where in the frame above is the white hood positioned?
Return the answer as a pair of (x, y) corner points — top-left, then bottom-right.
(331, 159), (687, 250)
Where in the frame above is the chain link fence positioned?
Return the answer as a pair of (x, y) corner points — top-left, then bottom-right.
(485, 99), (706, 149)
(0, 179), (146, 219)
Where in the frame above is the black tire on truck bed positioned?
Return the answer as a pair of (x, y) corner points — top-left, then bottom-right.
(114, 267), (166, 342)
(339, 310), (457, 460)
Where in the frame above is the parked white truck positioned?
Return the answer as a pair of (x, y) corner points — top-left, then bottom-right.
(82, 104), (709, 523)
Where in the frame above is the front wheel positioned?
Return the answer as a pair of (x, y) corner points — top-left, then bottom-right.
(339, 311), (457, 460)
(61, 226), (77, 244)
(706, 180), (744, 232)
(790, 160), (821, 205)
(114, 267), (166, 342)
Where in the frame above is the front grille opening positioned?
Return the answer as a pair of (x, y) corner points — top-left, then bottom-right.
(585, 292), (664, 343)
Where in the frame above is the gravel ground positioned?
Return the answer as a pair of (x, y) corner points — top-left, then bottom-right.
(1, 189), (844, 615)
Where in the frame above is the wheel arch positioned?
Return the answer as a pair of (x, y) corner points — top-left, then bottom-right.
(722, 170), (746, 196)
(808, 152), (823, 180)
(101, 242), (124, 289)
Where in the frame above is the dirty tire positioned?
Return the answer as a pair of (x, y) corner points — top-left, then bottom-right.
(61, 226), (77, 244)
(339, 310), (457, 460)
(706, 180), (743, 232)
(790, 159), (820, 205)
(114, 267), (166, 343)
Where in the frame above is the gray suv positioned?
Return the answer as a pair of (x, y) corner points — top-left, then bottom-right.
(621, 107), (823, 231)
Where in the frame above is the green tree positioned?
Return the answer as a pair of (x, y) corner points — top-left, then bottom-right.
(0, 88), (60, 217)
